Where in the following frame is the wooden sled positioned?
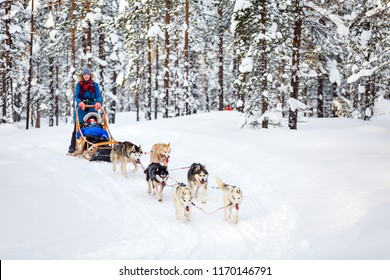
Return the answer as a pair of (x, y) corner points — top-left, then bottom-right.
(75, 105), (118, 162)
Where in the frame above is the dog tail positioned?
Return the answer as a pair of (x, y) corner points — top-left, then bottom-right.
(215, 176), (226, 191)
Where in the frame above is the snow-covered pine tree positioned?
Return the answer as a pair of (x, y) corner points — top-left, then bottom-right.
(0, 0), (14, 123)
(121, 0), (147, 121)
(233, 0), (285, 128)
(212, 0), (235, 112)
(99, 0), (123, 124)
(346, 0), (390, 120)
(3, 0), (30, 124)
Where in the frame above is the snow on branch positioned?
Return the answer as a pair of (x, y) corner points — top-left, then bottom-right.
(148, 24), (164, 39)
(239, 57), (253, 73)
(366, 0), (390, 17)
(347, 61), (390, 83)
(347, 68), (376, 83)
(305, 1), (349, 36)
(287, 98), (307, 111)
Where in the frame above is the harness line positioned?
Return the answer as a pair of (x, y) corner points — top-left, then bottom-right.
(168, 166), (191, 172)
(168, 176), (181, 184)
(191, 202), (233, 215)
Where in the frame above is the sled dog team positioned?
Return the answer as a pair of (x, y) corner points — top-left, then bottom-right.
(110, 142), (243, 224)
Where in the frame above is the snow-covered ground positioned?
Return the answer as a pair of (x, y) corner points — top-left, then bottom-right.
(1, 106), (390, 260)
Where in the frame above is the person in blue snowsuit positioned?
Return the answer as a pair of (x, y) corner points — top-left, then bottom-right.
(68, 66), (102, 153)
(76, 113), (109, 141)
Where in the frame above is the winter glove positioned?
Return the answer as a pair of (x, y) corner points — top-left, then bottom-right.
(79, 102), (86, 111)
(94, 102), (101, 111)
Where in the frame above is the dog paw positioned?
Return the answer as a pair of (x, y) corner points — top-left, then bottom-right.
(230, 216), (238, 224)
(201, 201), (206, 204)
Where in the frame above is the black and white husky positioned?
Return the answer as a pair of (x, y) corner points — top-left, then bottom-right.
(172, 183), (193, 223)
(215, 177), (243, 224)
(144, 163), (169, 202)
(110, 141), (143, 177)
(187, 163), (209, 204)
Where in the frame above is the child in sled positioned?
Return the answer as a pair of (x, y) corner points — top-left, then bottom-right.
(76, 112), (109, 142)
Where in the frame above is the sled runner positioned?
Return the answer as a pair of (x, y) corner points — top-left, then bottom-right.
(73, 105), (117, 162)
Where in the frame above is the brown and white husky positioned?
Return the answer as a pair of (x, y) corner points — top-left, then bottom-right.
(150, 143), (171, 166)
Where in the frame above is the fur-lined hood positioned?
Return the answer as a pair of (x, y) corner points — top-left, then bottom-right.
(83, 112), (102, 123)
(77, 73), (97, 82)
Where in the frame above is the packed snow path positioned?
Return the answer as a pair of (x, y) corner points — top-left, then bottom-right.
(1, 111), (390, 259)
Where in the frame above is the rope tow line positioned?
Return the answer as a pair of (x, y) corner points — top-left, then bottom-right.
(168, 166), (191, 172)
(168, 176), (180, 185)
(191, 202), (233, 215)
(137, 162), (190, 172)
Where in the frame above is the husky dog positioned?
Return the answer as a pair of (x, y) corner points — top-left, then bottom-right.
(215, 177), (243, 224)
(110, 141), (143, 177)
(187, 163), (209, 204)
(144, 163), (169, 202)
(172, 183), (193, 223)
(150, 143), (171, 166)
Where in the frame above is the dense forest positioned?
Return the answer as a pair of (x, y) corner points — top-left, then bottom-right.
(1, 0), (389, 129)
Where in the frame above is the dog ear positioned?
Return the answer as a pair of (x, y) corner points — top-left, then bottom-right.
(195, 165), (200, 172)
